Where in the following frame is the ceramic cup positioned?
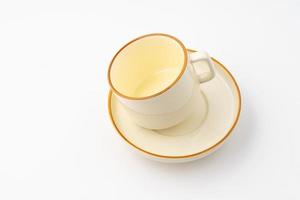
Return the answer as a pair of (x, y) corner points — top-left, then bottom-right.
(108, 33), (215, 129)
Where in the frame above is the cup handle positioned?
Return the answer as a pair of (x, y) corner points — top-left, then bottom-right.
(189, 51), (215, 83)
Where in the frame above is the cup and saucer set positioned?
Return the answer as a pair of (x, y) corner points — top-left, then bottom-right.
(107, 33), (241, 163)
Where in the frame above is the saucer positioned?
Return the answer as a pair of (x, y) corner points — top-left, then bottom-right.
(108, 50), (241, 163)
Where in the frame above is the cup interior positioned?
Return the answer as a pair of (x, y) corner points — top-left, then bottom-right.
(109, 34), (186, 99)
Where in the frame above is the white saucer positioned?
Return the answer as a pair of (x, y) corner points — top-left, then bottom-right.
(108, 51), (241, 163)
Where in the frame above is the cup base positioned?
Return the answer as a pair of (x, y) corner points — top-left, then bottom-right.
(154, 89), (208, 136)
(121, 83), (207, 130)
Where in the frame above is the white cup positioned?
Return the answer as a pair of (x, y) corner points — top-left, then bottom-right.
(108, 33), (215, 129)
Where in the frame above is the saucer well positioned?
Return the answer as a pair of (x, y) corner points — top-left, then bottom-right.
(108, 51), (241, 163)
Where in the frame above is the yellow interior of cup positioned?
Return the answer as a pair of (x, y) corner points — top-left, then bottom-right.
(109, 34), (186, 99)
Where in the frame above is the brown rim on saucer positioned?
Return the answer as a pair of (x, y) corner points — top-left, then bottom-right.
(108, 52), (242, 159)
(107, 33), (188, 100)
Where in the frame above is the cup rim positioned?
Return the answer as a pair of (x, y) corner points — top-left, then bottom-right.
(107, 33), (188, 100)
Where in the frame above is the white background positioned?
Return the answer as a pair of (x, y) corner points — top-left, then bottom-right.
(0, 0), (299, 199)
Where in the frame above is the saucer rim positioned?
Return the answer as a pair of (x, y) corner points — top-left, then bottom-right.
(108, 55), (242, 159)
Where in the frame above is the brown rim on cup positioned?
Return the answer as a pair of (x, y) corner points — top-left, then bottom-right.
(107, 33), (188, 100)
